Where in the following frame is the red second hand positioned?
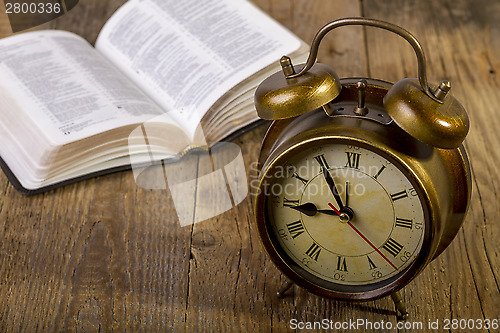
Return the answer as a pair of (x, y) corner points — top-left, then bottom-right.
(329, 204), (341, 216)
(328, 203), (398, 271)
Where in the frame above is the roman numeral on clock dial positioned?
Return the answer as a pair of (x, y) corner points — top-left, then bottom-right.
(337, 256), (348, 271)
(291, 172), (309, 185)
(395, 218), (413, 229)
(382, 238), (404, 257)
(283, 197), (299, 207)
(390, 190), (408, 201)
(345, 152), (361, 169)
(367, 255), (377, 270)
(373, 165), (386, 179)
(286, 220), (305, 239)
(314, 154), (330, 169)
(305, 242), (322, 261)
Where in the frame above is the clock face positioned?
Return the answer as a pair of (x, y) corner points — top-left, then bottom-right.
(265, 142), (427, 290)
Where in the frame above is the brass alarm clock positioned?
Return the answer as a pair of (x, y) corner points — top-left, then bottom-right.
(253, 18), (471, 319)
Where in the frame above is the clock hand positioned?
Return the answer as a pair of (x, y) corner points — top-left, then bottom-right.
(345, 182), (349, 207)
(289, 202), (339, 216)
(322, 165), (345, 211)
(328, 202), (397, 270)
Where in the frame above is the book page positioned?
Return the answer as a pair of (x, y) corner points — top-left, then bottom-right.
(0, 30), (177, 145)
(96, 0), (302, 138)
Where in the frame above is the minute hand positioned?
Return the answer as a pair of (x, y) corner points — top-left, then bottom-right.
(322, 165), (344, 210)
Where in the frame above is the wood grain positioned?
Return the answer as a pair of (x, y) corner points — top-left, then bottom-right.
(0, 0), (499, 331)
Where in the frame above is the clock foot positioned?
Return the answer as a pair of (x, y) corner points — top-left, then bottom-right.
(390, 291), (409, 320)
(277, 279), (294, 298)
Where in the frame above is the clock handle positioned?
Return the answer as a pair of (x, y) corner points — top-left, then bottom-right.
(287, 17), (442, 103)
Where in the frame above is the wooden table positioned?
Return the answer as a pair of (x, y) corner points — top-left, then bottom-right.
(1, 0), (499, 331)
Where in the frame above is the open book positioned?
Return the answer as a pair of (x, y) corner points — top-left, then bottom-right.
(0, 0), (308, 194)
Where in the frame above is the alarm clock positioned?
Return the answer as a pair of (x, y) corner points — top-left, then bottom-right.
(253, 18), (471, 320)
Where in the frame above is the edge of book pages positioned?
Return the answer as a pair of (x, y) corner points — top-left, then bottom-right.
(1, 119), (270, 195)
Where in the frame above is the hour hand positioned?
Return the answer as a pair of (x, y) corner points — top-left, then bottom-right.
(289, 202), (338, 216)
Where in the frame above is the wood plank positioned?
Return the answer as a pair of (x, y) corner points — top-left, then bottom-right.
(0, 181), (93, 330)
(253, 0), (367, 77)
(0, 1), (10, 38)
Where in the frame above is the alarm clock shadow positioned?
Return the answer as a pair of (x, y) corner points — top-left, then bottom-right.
(279, 282), (402, 318)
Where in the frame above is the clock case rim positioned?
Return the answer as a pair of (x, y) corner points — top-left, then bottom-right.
(253, 78), (472, 302)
